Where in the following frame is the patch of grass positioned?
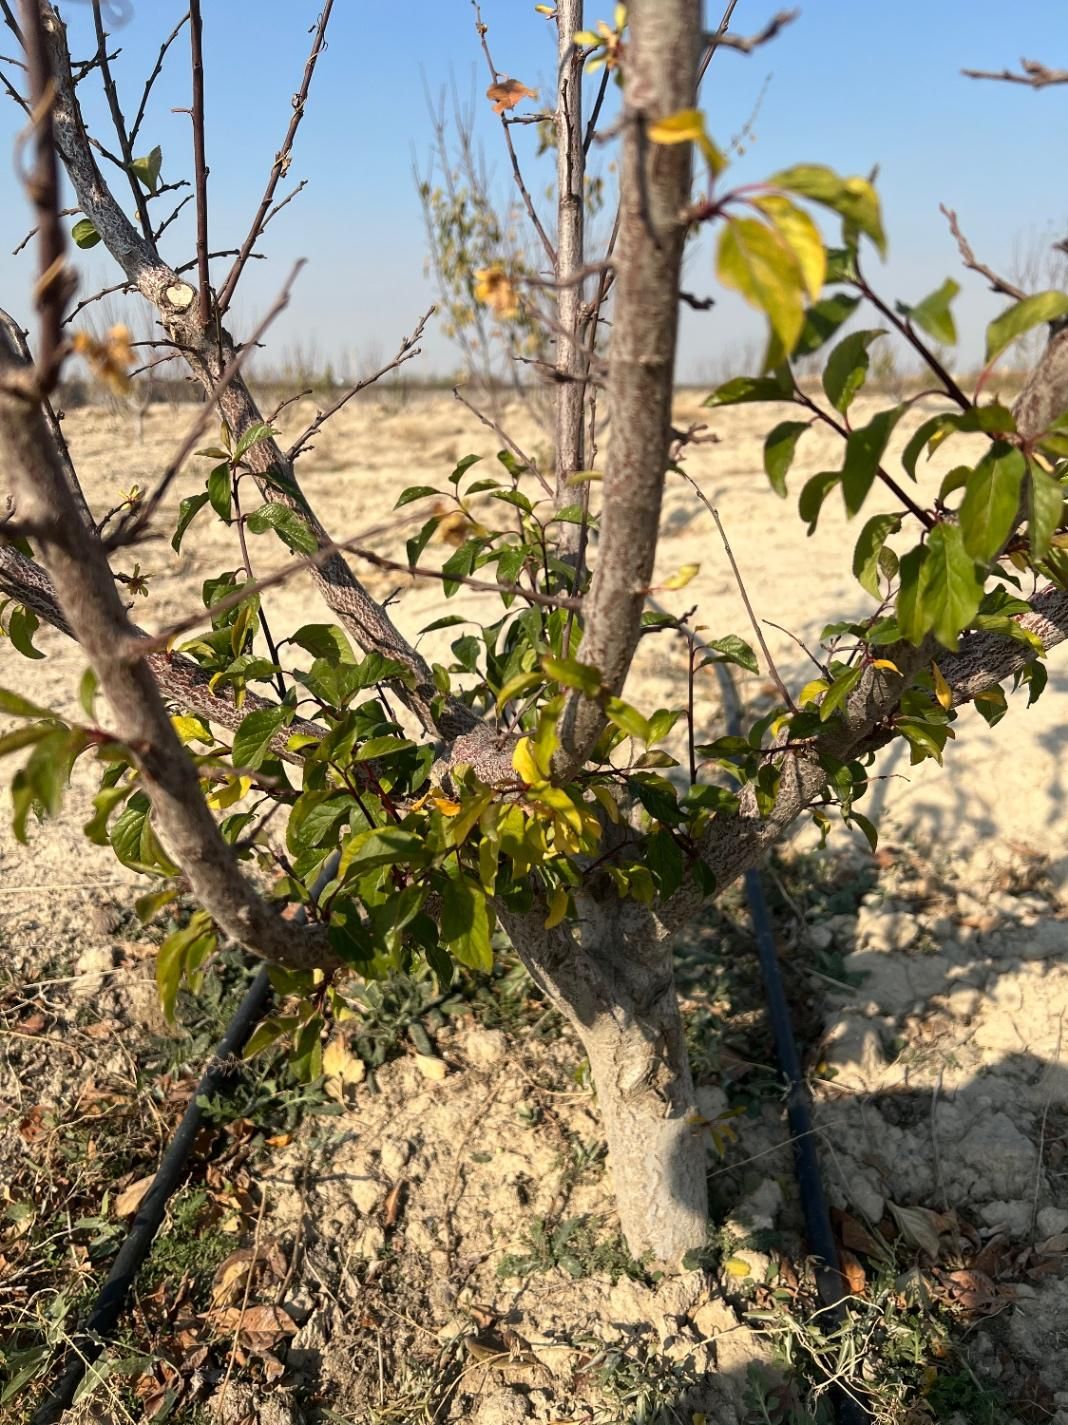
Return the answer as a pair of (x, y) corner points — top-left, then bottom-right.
(497, 1213), (651, 1284)
(140, 1187), (240, 1306)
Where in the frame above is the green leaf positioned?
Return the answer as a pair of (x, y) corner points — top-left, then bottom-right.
(172, 491), (210, 551)
(985, 290), (1068, 365)
(841, 406), (903, 517)
(541, 655), (602, 697)
(441, 539), (480, 597)
(395, 485), (440, 508)
(819, 664), (862, 722)
(958, 443), (1025, 562)
(7, 606), (44, 659)
(703, 372), (793, 407)
(798, 470), (840, 534)
(234, 422), (277, 459)
(646, 829), (684, 899)
(287, 790), (352, 854)
(207, 463), (232, 522)
(822, 329), (885, 413)
(763, 421), (808, 497)
(896, 544), (928, 645)
(71, 218), (101, 249)
(604, 697), (651, 743)
(794, 292), (862, 357)
(341, 825), (429, 877)
(918, 522), (984, 650)
(0, 723), (53, 758)
(449, 454), (482, 485)
(716, 217), (805, 352)
(697, 635), (758, 675)
(441, 875), (493, 972)
(899, 278), (959, 347)
(289, 623), (356, 664)
(0, 687), (55, 720)
(246, 502), (317, 555)
(853, 513), (902, 597)
(130, 144), (162, 193)
(232, 705), (290, 770)
(769, 164), (886, 255)
(1029, 464), (1064, 559)
(847, 810), (879, 853)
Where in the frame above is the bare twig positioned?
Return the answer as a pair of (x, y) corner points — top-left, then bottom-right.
(129, 11), (188, 147)
(452, 385), (552, 495)
(940, 203), (1026, 303)
(187, 0), (209, 326)
(962, 57), (1068, 89)
(554, 0), (586, 553)
(63, 275), (132, 325)
(708, 504), (796, 711)
(471, 0), (556, 268)
(136, 533), (584, 656)
(91, 0), (154, 246)
(152, 190), (191, 242)
(215, 0), (334, 315)
(287, 306), (435, 460)
(11, 202), (77, 255)
(107, 260), (306, 549)
(700, 9), (798, 58)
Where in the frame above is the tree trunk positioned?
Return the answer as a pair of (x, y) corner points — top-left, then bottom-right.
(504, 902), (708, 1267)
(580, 974), (708, 1266)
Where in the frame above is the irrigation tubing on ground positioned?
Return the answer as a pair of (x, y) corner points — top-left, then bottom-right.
(30, 963), (273, 1425)
(710, 645), (870, 1425)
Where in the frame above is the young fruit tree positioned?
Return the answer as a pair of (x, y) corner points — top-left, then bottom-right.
(2, 0), (1068, 1273)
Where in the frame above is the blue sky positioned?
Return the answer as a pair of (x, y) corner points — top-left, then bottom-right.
(0, 1), (1065, 381)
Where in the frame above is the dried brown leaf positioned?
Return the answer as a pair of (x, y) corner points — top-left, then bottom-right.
(486, 78), (538, 114)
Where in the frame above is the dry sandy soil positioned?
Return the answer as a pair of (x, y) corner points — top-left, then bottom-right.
(1, 388), (1067, 1424)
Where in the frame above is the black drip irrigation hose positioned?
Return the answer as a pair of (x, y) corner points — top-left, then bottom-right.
(31, 965), (273, 1425)
(712, 655), (870, 1425)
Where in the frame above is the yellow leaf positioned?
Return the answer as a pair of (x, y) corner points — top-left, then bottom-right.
(513, 736), (543, 786)
(798, 678), (828, 707)
(322, 1036), (366, 1102)
(870, 658), (900, 673)
(931, 660), (953, 710)
(646, 107), (726, 175)
(661, 562), (700, 591)
(430, 794), (462, 815)
(207, 775), (250, 810)
(544, 885), (569, 929)
(473, 263), (520, 319)
(591, 783), (621, 824)
(717, 217), (805, 352)
(414, 1052), (448, 1082)
(723, 1255), (752, 1278)
(752, 194), (826, 301)
(172, 714), (213, 744)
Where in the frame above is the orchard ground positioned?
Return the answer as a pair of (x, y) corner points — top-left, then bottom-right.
(1, 387), (1066, 1423)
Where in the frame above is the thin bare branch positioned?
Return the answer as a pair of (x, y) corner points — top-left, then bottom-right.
(553, 0), (586, 553)
(215, 0), (334, 316)
(962, 57), (1068, 88)
(136, 532), (584, 657)
(107, 260), (306, 549)
(471, 0), (556, 269)
(700, 8), (798, 57)
(129, 10), (188, 148)
(90, 0), (154, 246)
(940, 202), (1027, 302)
(187, 0), (209, 326)
(709, 504), (796, 711)
(452, 385), (552, 496)
(287, 306), (435, 461)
